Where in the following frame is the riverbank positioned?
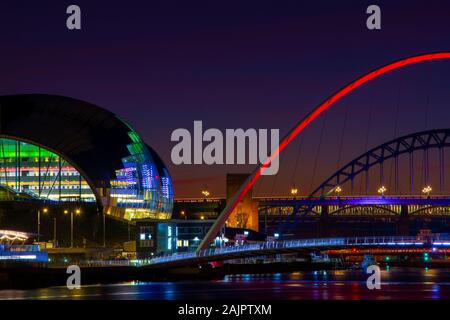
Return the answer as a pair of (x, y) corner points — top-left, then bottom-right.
(2, 267), (450, 300)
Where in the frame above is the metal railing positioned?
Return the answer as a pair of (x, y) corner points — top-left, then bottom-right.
(144, 236), (427, 265)
(72, 236), (450, 267)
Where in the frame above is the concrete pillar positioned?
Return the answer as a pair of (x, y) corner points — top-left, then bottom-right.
(397, 205), (410, 236)
(225, 173), (259, 231)
(318, 205), (329, 237)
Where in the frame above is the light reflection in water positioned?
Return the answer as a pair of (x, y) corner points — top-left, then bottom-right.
(1, 267), (450, 300)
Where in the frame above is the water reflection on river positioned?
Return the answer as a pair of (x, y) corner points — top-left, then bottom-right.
(0, 267), (449, 300)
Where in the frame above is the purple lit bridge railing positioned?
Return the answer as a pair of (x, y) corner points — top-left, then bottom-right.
(78, 236), (450, 268)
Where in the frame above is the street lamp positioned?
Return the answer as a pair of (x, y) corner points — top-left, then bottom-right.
(37, 207), (48, 243)
(377, 186), (387, 197)
(422, 185), (432, 197)
(67, 208), (81, 248)
(53, 215), (57, 248)
(334, 186), (342, 195)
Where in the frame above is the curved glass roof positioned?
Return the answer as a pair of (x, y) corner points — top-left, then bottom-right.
(0, 94), (173, 220)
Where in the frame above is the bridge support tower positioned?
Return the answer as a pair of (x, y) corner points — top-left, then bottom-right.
(397, 205), (410, 236)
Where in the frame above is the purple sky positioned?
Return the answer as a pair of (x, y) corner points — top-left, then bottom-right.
(1, 0), (450, 197)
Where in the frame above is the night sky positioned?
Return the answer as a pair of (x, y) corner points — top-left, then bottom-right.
(1, 0), (450, 198)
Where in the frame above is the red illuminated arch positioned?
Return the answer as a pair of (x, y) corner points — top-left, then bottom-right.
(198, 51), (450, 250)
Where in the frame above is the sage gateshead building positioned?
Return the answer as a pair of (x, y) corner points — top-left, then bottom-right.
(0, 94), (173, 220)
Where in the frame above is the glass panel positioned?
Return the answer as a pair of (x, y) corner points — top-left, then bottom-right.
(0, 137), (96, 202)
(110, 131), (174, 220)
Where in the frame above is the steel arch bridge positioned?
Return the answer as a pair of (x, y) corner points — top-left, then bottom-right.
(198, 51), (450, 251)
(312, 128), (450, 197)
(258, 129), (450, 222)
(255, 129), (450, 234)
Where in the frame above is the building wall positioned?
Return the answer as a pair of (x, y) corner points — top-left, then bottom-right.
(136, 220), (177, 258)
(176, 220), (214, 252)
(135, 219), (215, 257)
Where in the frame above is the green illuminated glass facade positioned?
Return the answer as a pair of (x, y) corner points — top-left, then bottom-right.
(109, 129), (174, 220)
(0, 137), (96, 202)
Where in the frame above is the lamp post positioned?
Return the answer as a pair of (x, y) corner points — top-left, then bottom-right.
(334, 186), (342, 196)
(66, 208), (81, 248)
(378, 186), (387, 197)
(63, 210), (69, 247)
(53, 216), (57, 247)
(70, 210), (74, 248)
(290, 187), (298, 198)
(422, 185), (432, 197)
(74, 209), (80, 248)
(37, 207), (48, 243)
(201, 189), (210, 198)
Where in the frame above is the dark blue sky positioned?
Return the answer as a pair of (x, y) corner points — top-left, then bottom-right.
(1, 0), (450, 197)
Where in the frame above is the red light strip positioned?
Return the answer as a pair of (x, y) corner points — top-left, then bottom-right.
(198, 52), (450, 251)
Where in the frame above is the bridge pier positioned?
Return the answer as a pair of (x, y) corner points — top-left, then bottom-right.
(397, 205), (410, 236)
(318, 205), (329, 237)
